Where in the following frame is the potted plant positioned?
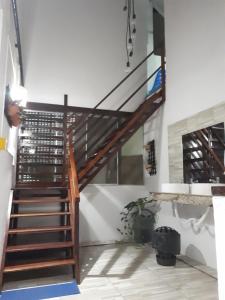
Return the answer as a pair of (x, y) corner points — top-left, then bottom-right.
(117, 196), (158, 244)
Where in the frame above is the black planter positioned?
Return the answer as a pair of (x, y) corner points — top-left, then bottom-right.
(152, 226), (180, 266)
(132, 212), (155, 244)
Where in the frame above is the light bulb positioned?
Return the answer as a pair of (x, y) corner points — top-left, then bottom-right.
(131, 33), (136, 41)
(10, 85), (28, 107)
(125, 61), (132, 73)
(131, 15), (136, 25)
(131, 26), (136, 40)
(127, 43), (133, 51)
(125, 66), (132, 73)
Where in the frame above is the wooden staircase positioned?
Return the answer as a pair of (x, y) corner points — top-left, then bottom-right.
(77, 89), (164, 191)
(0, 51), (165, 290)
(0, 185), (80, 289)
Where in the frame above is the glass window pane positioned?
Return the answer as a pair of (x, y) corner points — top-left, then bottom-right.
(119, 127), (144, 185)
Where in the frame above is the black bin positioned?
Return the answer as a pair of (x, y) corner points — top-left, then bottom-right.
(152, 226), (180, 266)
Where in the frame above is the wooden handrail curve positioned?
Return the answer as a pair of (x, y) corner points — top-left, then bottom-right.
(68, 134), (80, 199)
(67, 133), (80, 283)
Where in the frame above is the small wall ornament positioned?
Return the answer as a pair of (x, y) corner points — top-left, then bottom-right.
(4, 85), (27, 127)
(144, 140), (157, 175)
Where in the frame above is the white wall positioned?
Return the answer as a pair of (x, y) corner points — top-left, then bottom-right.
(16, 0), (152, 245)
(17, 0), (151, 112)
(80, 185), (148, 245)
(145, 0), (225, 269)
(0, 0), (20, 261)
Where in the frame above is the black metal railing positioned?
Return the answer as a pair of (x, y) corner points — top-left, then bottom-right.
(68, 51), (165, 168)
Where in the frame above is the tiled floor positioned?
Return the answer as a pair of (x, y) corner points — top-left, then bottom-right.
(4, 244), (218, 300)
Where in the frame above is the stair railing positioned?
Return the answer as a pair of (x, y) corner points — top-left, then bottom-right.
(69, 52), (165, 164)
(67, 133), (80, 283)
(75, 65), (162, 163)
(67, 50), (155, 136)
(11, 0), (24, 86)
(195, 130), (225, 172)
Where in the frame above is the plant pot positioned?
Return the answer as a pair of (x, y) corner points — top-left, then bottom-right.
(7, 103), (21, 127)
(133, 214), (155, 243)
(152, 227), (180, 266)
(156, 252), (177, 266)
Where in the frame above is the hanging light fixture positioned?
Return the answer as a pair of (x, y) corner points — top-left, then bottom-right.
(10, 84), (28, 107)
(123, 0), (136, 71)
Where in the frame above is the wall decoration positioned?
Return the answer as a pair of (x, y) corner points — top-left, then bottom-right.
(4, 85), (27, 127)
(144, 140), (156, 175)
(4, 86), (21, 127)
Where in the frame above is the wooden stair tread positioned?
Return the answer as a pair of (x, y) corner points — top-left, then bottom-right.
(8, 225), (72, 234)
(6, 241), (73, 252)
(4, 259), (75, 273)
(11, 212), (70, 218)
(12, 198), (69, 204)
(13, 186), (67, 190)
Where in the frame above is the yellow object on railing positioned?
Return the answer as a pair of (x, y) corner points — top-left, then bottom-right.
(0, 138), (6, 150)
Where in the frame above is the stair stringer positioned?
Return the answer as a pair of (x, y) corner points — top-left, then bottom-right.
(78, 90), (164, 191)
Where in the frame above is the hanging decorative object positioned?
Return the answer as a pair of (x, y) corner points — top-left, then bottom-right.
(4, 85), (27, 127)
(144, 140), (157, 175)
(123, 0), (136, 70)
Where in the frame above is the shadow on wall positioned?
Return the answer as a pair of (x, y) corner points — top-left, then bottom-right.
(172, 204), (215, 226)
(185, 244), (206, 266)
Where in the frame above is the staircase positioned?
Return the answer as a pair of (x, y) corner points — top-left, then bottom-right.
(0, 51), (165, 290)
(76, 89), (164, 191)
(183, 124), (225, 183)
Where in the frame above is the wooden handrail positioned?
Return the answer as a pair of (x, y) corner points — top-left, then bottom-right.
(68, 134), (80, 199)
(67, 133), (80, 283)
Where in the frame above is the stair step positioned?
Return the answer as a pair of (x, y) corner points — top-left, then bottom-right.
(88, 153), (98, 160)
(13, 186), (67, 190)
(6, 241), (73, 253)
(12, 198), (69, 204)
(11, 212), (70, 218)
(4, 258), (75, 273)
(8, 225), (72, 235)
